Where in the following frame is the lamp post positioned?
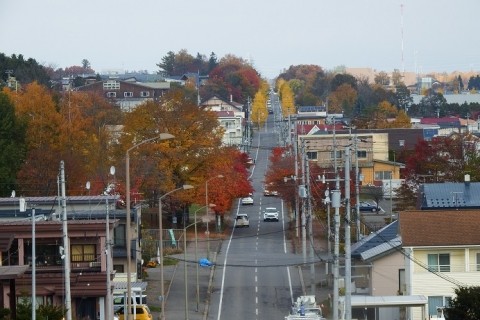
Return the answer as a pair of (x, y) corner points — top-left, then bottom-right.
(205, 175), (223, 259)
(126, 133), (174, 320)
(159, 184), (194, 320)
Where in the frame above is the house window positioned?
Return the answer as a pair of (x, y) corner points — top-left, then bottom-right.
(428, 253), (450, 272)
(71, 244), (96, 262)
(124, 92), (133, 98)
(399, 140), (405, 147)
(307, 151), (318, 160)
(398, 269), (406, 295)
(106, 92), (116, 98)
(114, 224), (126, 247)
(330, 150), (343, 159)
(140, 91), (150, 97)
(103, 80), (120, 90)
(375, 171), (392, 180)
(357, 150), (367, 159)
(428, 296), (451, 318)
(113, 264), (124, 273)
(476, 253), (480, 271)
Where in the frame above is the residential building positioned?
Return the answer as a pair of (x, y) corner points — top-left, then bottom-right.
(418, 181), (480, 210)
(0, 196), (143, 319)
(350, 221), (417, 320)
(76, 79), (170, 112)
(399, 210), (480, 319)
(297, 130), (403, 186)
(200, 95), (246, 148)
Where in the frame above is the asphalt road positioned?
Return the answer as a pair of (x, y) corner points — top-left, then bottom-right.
(207, 113), (304, 320)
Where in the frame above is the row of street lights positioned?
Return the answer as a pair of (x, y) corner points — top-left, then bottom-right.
(125, 133), (223, 320)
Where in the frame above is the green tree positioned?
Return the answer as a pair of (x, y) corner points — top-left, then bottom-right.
(157, 51), (175, 75)
(81, 59), (91, 69)
(0, 90), (27, 196)
(444, 286), (480, 320)
(208, 52), (218, 72)
(393, 83), (413, 111)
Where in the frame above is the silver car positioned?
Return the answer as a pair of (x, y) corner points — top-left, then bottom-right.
(263, 207), (279, 222)
(235, 214), (250, 227)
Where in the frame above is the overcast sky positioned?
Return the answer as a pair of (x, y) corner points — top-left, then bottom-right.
(1, 0), (478, 79)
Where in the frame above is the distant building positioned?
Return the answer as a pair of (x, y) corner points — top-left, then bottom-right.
(76, 79), (170, 111)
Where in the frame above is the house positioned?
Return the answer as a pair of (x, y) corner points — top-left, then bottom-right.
(399, 210), (480, 319)
(76, 79), (170, 112)
(296, 131), (403, 186)
(418, 180), (480, 210)
(0, 196), (143, 319)
(200, 96), (246, 148)
(350, 221), (415, 320)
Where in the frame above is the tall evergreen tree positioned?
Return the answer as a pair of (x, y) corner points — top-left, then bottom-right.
(0, 91), (27, 196)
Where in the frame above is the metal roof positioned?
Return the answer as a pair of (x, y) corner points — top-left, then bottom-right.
(351, 221), (398, 260)
(420, 182), (480, 209)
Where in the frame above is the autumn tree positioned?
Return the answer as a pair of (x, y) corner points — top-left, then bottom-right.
(200, 54), (261, 104)
(250, 90), (268, 128)
(279, 81), (296, 116)
(403, 135), (474, 187)
(10, 82), (64, 195)
(264, 146), (296, 208)
(327, 83), (357, 116)
(0, 90), (27, 196)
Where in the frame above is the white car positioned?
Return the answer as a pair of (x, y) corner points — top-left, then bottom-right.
(235, 214), (250, 227)
(241, 196), (254, 205)
(263, 207), (279, 221)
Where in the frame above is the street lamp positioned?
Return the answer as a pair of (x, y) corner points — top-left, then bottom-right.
(205, 175), (223, 258)
(159, 184), (194, 320)
(125, 133), (174, 320)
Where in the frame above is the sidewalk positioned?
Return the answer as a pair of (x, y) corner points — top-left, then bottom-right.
(145, 231), (223, 320)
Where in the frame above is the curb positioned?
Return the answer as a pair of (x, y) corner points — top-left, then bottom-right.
(202, 251), (217, 320)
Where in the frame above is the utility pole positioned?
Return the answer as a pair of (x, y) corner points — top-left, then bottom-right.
(60, 161), (72, 320)
(331, 115), (340, 320)
(344, 147), (352, 320)
(354, 135), (361, 241)
(306, 159), (315, 295)
(300, 139), (307, 263)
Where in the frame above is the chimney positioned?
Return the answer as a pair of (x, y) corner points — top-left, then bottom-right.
(465, 174), (471, 186)
(230, 94), (233, 102)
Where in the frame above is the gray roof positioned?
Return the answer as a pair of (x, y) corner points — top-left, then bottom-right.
(351, 220), (399, 260)
(420, 182), (480, 209)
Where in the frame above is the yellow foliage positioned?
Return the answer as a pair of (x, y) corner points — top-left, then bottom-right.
(251, 90), (268, 128)
(280, 82), (295, 117)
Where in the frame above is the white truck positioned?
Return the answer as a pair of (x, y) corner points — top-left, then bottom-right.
(285, 295), (326, 320)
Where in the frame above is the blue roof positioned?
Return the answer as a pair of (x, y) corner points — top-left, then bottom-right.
(351, 220), (399, 259)
(420, 182), (480, 209)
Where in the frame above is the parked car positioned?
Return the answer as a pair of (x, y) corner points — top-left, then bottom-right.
(263, 207), (279, 221)
(359, 201), (379, 212)
(115, 305), (152, 320)
(235, 213), (250, 227)
(113, 295), (147, 313)
(241, 196), (254, 205)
